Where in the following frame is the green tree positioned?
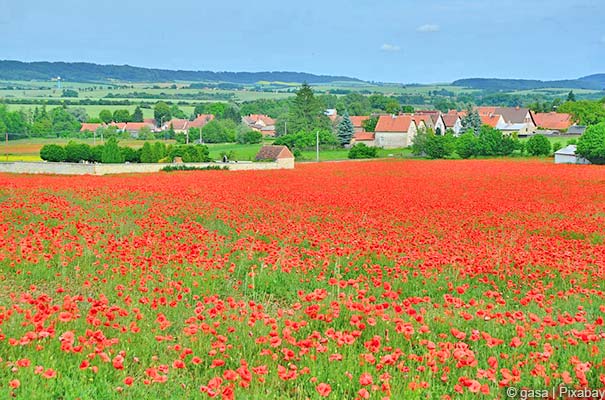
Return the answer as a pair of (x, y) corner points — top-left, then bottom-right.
(278, 83), (331, 136)
(120, 146), (140, 163)
(385, 99), (401, 114)
(221, 104), (241, 124)
(140, 142), (154, 163)
(424, 133), (456, 159)
(61, 89), (79, 98)
(201, 120), (237, 143)
(170, 104), (186, 119)
(412, 128), (430, 156)
(558, 100), (605, 126)
(99, 109), (113, 124)
(456, 132), (478, 159)
(461, 109), (482, 136)
(576, 122), (605, 164)
(112, 109), (131, 123)
(476, 125), (504, 156)
(51, 107), (81, 136)
(361, 117), (379, 132)
(67, 107), (89, 123)
(567, 90), (576, 102)
(526, 134), (551, 156)
(237, 129), (263, 144)
(154, 102), (172, 126)
(64, 141), (91, 163)
(40, 144), (66, 162)
(131, 106), (144, 122)
(152, 142), (167, 162)
(337, 113), (354, 146)
(101, 137), (124, 163)
(348, 143), (377, 159)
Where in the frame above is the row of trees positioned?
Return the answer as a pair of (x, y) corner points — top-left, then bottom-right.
(40, 140), (211, 164)
(0, 104), (83, 138)
(412, 126), (555, 159)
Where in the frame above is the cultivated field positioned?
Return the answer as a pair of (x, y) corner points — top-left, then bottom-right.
(0, 160), (604, 399)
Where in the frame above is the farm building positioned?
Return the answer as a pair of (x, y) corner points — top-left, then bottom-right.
(554, 145), (590, 164)
(255, 145), (295, 169)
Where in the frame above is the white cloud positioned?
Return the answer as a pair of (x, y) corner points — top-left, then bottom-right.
(417, 24), (440, 33)
(380, 44), (401, 52)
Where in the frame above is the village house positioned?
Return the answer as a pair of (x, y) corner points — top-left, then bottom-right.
(255, 145), (295, 169)
(414, 110), (446, 135)
(80, 123), (103, 133)
(532, 112), (573, 131)
(163, 114), (215, 133)
(442, 111), (463, 135)
(243, 114), (276, 137)
(554, 145), (590, 164)
(374, 114), (424, 148)
(349, 116), (369, 133)
(476, 106), (537, 136)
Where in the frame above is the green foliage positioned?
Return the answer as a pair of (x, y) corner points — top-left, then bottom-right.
(39, 144), (66, 162)
(99, 109), (113, 124)
(154, 102), (172, 125)
(337, 113), (354, 146)
(361, 116), (378, 132)
(170, 104), (186, 119)
(90, 145), (104, 163)
(201, 120), (237, 143)
(576, 122), (605, 164)
(152, 142), (167, 162)
(101, 137), (124, 163)
(558, 100), (605, 126)
(276, 83), (331, 136)
(411, 128), (430, 156)
(66, 107), (88, 123)
(64, 141), (92, 163)
(456, 132), (478, 159)
(112, 109), (131, 123)
(120, 146), (140, 163)
(169, 145), (211, 162)
(0, 104), (28, 137)
(461, 109), (482, 135)
(162, 165), (227, 172)
(50, 107), (81, 136)
(131, 106), (144, 122)
(274, 130), (338, 151)
(61, 89), (79, 98)
(552, 142), (562, 153)
(221, 103), (241, 124)
(567, 90), (576, 102)
(424, 133), (456, 159)
(140, 142), (154, 163)
(477, 125), (504, 156)
(348, 143), (378, 159)
(526, 134), (552, 156)
(237, 129), (263, 144)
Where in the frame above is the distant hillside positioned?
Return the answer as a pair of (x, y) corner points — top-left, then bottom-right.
(0, 60), (363, 84)
(453, 74), (605, 91)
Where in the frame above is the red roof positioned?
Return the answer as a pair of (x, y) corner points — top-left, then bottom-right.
(533, 112), (573, 130)
(480, 115), (501, 128)
(411, 114), (433, 127)
(245, 114), (276, 126)
(189, 114), (215, 129)
(124, 122), (154, 132)
(375, 115), (414, 132)
(255, 145), (294, 161)
(109, 122), (127, 130)
(166, 118), (189, 130)
(80, 123), (102, 132)
(353, 132), (375, 141)
(442, 114), (459, 127)
(349, 116), (369, 128)
(476, 107), (498, 116)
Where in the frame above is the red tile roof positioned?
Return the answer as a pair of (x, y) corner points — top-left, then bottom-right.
(124, 122), (154, 132)
(442, 114), (459, 127)
(476, 107), (498, 116)
(533, 112), (573, 130)
(480, 115), (501, 128)
(353, 132), (375, 141)
(375, 115), (414, 132)
(255, 145), (294, 161)
(245, 114), (276, 126)
(189, 114), (215, 129)
(80, 123), (102, 132)
(166, 118), (189, 130)
(349, 116), (369, 128)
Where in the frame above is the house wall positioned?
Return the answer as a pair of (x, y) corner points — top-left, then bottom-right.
(453, 119), (462, 135)
(554, 154), (590, 165)
(374, 132), (408, 148)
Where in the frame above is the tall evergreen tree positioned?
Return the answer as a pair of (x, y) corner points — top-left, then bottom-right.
(461, 109), (482, 136)
(140, 142), (153, 163)
(337, 113), (354, 146)
(101, 137), (124, 163)
(131, 106), (144, 122)
(278, 83), (331, 135)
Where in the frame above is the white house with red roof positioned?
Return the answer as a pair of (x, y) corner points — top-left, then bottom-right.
(374, 114), (425, 148)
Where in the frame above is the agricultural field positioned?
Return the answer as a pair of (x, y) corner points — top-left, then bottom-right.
(0, 160), (604, 399)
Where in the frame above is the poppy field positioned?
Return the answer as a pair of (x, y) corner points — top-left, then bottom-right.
(1, 159), (605, 399)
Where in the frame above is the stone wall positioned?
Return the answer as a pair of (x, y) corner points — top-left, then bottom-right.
(0, 159), (295, 175)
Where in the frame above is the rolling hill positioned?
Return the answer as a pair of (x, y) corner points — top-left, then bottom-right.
(0, 60), (363, 84)
(453, 74), (605, 91)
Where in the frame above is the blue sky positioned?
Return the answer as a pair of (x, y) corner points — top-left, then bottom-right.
(1, 0), (603, 83)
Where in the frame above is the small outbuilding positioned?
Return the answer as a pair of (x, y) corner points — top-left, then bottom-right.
(255, 145), (295, 169)
(554, 145), (590, 165)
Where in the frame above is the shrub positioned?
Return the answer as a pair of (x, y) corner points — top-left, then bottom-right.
(161, 165), (227, 172)
(576, 122), (605, 164)
(120, 146), (141, 163)
(237, 129), (263, 144)
(456, 132), (478, 159)
(201, 120), (237, 143)
(552, 142), (562, 154)
(348, 143), (378, 159)
(169, 145), (211, 162)
(274, 130), (338, 151)
(64, 141), (91, 163)
(101, 137), (124, 163)
(40, 144), (66, 162)
(526, 134), (551, 156)
(424, 133), (456, 159)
